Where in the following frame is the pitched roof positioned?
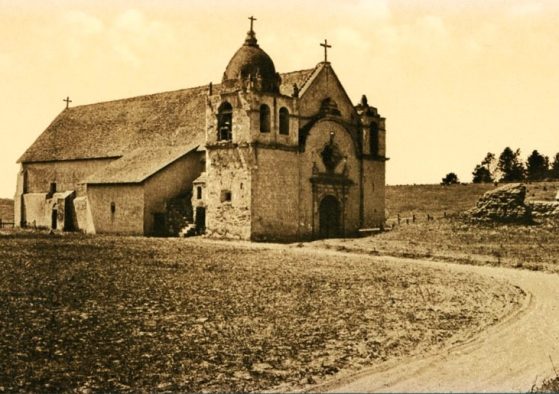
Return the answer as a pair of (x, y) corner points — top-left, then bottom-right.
(85, 143), (200, 184)
(18, 85), (213, 163)
(18, 68), (316, 164)
(279, 68), (315, 96)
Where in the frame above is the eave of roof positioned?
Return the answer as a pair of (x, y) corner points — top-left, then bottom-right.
(85, 143), (201, 184)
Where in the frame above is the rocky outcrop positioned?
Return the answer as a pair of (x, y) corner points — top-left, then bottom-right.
(468, 183), (532, 223)
(528, 200), (559, 218)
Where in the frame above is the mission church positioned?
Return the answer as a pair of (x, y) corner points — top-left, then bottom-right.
(14, 19), (387, 241)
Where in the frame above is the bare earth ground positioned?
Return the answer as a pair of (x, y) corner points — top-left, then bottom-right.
(0, 232), (523, 392)
(315, 256), (559, 393)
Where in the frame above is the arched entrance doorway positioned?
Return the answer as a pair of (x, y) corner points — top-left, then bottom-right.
(319, 195), (341, 238)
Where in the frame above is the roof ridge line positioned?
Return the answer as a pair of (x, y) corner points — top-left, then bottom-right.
(280, 68), (315, 76)
(67, 83), (219, 110)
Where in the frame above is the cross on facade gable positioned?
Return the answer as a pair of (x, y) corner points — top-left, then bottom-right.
(249, 16), (257, 32)
(63, 96), (72, 109)
(320, 39), (332, 62)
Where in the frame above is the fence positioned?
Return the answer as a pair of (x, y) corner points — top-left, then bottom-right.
(385, 211), (450, 228)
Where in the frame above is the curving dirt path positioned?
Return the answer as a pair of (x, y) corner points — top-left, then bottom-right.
(313, 255), (559, 393)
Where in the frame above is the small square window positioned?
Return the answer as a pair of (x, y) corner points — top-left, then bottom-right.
(220, 190), (232, 203)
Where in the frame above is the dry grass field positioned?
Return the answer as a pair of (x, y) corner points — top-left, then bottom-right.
(385, 181), (559, 221)
(318, 182), (559, 274)
(0, 232), (523, 392)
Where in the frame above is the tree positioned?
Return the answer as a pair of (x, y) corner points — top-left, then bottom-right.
(481, 152), (498, 179)
(441, 172), (459, 186)
(498, 147), (525, 182)
(472, 165), (493, 183)
(550, 153), (559, 180)
(472, 152), (496, 183)
(526, 150), (549, 181)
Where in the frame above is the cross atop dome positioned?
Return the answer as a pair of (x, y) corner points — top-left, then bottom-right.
(249, 16), (257, 32)
(244, 15), (258, 46)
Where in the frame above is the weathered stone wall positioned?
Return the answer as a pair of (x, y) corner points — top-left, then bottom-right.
(143, 151), (204, 235)
(53, 192), (75, 231)
(166, 194), (193, 236)
(205, 146), (252, 240)
(468, 183), (532, 223)
(202, 63), (386, 241)
(87, 184), (144, 234)
(251, 94), (299, 148)
(73, 196), (95, 234)
(300, 119), (361, 237)
(251, 148), (300, 240)
(23, 158), (115, 196)
(191, 173), (207, 229)
(206, 92), (252, 145)
(298, 65), (356, 125)
(528, 200), (559, 218)
(22, 193), (49, 228)
(13, 167), (25, 226)
(20, 191), (75, 230)
(362, 159), (386, 228)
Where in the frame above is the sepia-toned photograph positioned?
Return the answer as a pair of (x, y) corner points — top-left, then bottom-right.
(1, 0), (558, 392)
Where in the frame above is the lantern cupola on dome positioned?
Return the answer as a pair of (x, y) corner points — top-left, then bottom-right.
(222, 17), (280, 93)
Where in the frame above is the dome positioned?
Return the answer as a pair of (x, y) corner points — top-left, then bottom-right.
(222, 30), (279, 93)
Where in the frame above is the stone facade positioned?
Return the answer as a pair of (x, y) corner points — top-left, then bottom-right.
(15, 24), (387, 240)
(201, 32), (387, 241)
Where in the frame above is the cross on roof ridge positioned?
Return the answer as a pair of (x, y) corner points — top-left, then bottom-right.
(320, 39), (332, 63)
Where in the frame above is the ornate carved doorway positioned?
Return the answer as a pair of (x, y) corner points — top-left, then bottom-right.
(319, 195), (341, 238)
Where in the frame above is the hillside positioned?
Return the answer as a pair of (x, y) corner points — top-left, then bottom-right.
(314, 180), (559, 274)
(0, 198), (13, 223)
(385, 181), (559, 220)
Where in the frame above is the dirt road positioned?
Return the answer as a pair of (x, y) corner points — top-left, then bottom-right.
(315, 255), (559, 393)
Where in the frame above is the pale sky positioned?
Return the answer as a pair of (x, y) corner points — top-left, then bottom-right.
(1, 0), (558, 198)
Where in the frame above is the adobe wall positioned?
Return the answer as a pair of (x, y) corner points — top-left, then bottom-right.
(206, 92), (252, 145)
(87, 184), (144, 234)
(205, 146), (252, 240)
(251, 148), (300, 241)
(73, 196), (95, 234)
(13, 168), (24, 226)
(143, 151), (204, 235)
(299, 119), (361, 238)
(251, 94), (300, 148)
(362, 160), (386, 227)
(298, 66), (356, 123)
(22, 193), (49, 228)
(22, 158), (115, 196)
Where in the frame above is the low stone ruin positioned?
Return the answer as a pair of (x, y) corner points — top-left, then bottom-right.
(467, 183), (532, 223)
(529, 200), (559, 218)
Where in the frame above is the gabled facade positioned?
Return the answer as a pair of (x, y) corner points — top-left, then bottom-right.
(15, 23), (387, 240)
